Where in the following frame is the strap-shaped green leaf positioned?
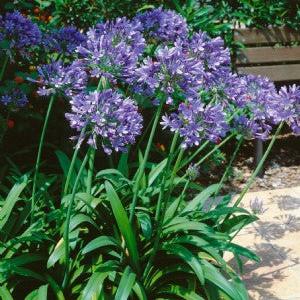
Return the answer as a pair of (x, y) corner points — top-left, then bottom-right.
(148, 159), (167, 186)
(182, 184), (218, 213)
(115, 266), (136, 300)
(82, 236), (120, 254)
(202, 260), (243, 300)
(105, 181), (140, 274)
(157, 284), (205, 300)
(0, 286), (13, 300)
(0, 175), (28, 230)
(162, 244), (204, 285)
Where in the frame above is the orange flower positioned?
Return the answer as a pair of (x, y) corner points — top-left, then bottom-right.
(14, 76), (24, 84)
(33, 7), (40, 14)
(7, 119), (15, 129)
(156, 143), (166, 152)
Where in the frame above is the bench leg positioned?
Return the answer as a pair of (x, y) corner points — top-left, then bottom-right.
(254, 139), (264, 177)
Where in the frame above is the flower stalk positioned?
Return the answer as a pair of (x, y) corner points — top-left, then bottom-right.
(129, 102), (163, 223)
(233, 122), (284, 207)
(0, 54), (9, 82)
(62, 149), (90, 289)
(31, 94), (56, 224)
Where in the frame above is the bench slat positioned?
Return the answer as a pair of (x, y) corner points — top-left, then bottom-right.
(236, 46), (300, 65)
(234, 27), (300, 45)
(238, 64), (300, 81)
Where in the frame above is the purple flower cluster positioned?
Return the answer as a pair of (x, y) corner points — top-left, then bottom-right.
(277, 85), (300, 134)
(43, 26), (86, 55)
(0, 89), (28, 107)
(188, 32), (231, 87)
(76, 17), (145, 82)
(132, 43), (203, 104)
(134, 7), (188, 44)
(33, 60), (87, 97)
(13, 6), (297, 153)
(161, 99), (228, 148)
(230, 75), (279, 139)
(65, 90), (143, 154)
(0, 11), (41, 57)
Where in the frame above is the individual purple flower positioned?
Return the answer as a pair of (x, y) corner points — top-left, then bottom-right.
(43, 26), (86, 55)
(132, 44), (203, 104)
(76, 17), (145, 82)
(161, 99), (228, 148)
(31, 60), (87, 97)
(0, 89), (28, 108)
(134, 7), (188, 44)
(65, 90), (143, 154)
(0, 11), (41, 57)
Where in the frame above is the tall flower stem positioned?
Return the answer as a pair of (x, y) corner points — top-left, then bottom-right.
(233, 122), (283, 208)
(0, 54), (9, 82)
(214, 137), (243, 197)
(62, 149), (90, 289)
(228, 123), (284, 243)
(129, 102), (163, 223)
(179, 109), (241, 171)
(63, 127), (87, 196)
(176, 133), (235, 187)
(31, 94), (56, 224)
(86, 147), (96, 194)
(154, 132), (180, 222)
(144, 139), (183, 282)
(180, 140), (209, 169)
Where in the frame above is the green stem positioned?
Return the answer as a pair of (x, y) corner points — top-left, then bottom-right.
(233, 122), (283, 208)
(177, 133), (235, 186)
(195, 133), (235, 168)
(214, 137), (243, 197)
(229, 125), (283, 243)
(31, 95), (56, 224)
(154, 132), (180, 222)
(86, 147), (96, 194)
(135, 113), (156, 155)
(0, 54), (9, 82)
(179, 109), (240, 171)
(180, 140), (210, 169)
(63, 127), (87, 196)
(144, 139), (183, 282)
(129, 102), (163, 223)
(62, 150), (90, 289)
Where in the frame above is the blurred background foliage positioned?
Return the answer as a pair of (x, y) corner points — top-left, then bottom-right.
(1, 0), (300, 55)
(1, 0), (300, 32)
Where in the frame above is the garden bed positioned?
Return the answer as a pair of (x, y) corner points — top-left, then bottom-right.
(198, 132), (300, 193)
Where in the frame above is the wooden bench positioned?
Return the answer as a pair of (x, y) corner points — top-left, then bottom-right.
(234, 27), (300, 175)
(234, 27), (300, 81)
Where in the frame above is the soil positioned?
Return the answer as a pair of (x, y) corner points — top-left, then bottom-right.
(198, 131), (300, 193)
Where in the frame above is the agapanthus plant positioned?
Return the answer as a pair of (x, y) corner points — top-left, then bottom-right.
(65, 89), (143, 154)
(277, 84), (300, 134)
(0, 89), (28, 108)
(132, 43), (203, 105)
(2, 7), (300, 300)
(161, 99), (228, 148)
(0, 11), (41, 58)
(134, 7), (189, 44)
(32, 60), (87, 97)
(76, 17), (145, 82)
(43, 26), (86, 56)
